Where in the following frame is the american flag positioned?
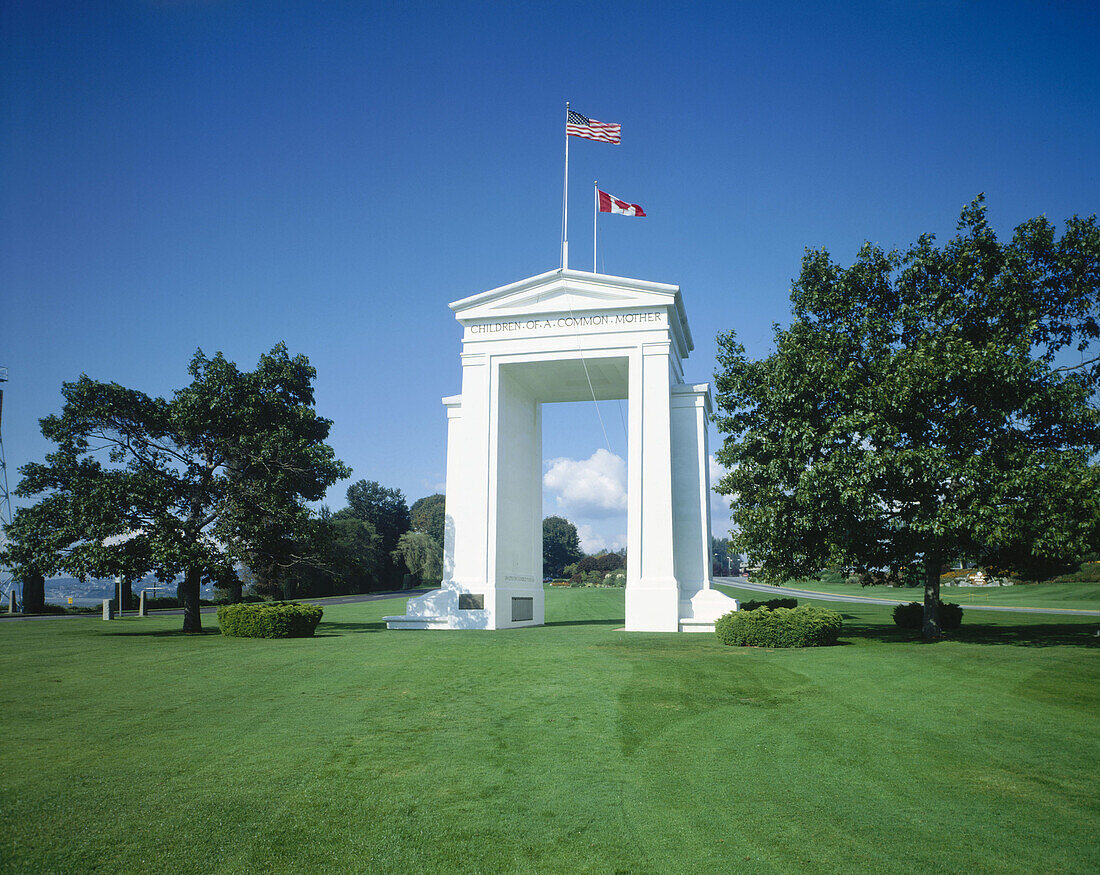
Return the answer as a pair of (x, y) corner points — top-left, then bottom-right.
(567, 110), (621, 144)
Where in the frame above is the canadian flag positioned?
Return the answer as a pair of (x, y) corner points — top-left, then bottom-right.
(597, 190), (646, 217)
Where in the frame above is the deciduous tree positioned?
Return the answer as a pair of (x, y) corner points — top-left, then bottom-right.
(410, 493), (446, 546)
(9, 344), (349, 631)
(255, 510), (384, 599)
(393, 530), (442, 585)
(0, 495), (70, 613)
(714, 198), (1100, 640)
(543, 516), (582, 578)
(335, 480), (410, 588)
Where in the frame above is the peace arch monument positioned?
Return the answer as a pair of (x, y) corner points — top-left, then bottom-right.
(385, 268), (737, 632)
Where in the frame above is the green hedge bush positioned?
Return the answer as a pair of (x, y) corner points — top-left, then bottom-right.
(217, 602), (323, 638)
(740, 597), (799, 611)
(1052, 560), (1100, 583)
(715, 605), (842, 648)
(893, 601), (963, 631)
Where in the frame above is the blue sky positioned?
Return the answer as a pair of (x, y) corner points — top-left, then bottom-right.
(3, 0), (1098, 553)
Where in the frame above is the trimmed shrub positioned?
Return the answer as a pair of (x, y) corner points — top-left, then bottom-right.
(893, 601), (963, 631)
(715, 605), (842, 648)
(740, 597), (798, 611)
(217, 602), (323, 638)
(939, 602), (963, 630)
(893, 602), (922, 629)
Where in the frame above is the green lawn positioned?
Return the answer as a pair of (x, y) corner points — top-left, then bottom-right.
(736, 578), (1100, 612)
(1, 590), (1097, 873)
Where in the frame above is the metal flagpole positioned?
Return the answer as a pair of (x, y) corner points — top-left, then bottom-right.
(562, 102), (570, 269)
(593, 180), (598, 272)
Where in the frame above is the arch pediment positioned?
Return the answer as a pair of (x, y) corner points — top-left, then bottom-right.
(450, 269), (693, 354)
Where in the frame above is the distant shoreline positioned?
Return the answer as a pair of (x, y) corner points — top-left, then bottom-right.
(42, 578), (215, 606)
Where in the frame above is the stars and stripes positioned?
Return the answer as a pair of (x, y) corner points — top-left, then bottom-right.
(567, 110), (621, 144)
(597, 190), (646, 217)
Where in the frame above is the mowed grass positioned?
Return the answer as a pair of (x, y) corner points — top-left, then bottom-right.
(742, 578), (1100, 612)
(1, 590), (1097, 874)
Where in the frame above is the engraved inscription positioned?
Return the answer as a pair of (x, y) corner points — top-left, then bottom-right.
(468, 311), (664, 336)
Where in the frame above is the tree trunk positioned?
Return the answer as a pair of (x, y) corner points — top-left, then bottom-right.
(180, 568), (203, 633)
(21, 571), (46, 614)
(115, 579), (137, 611)
(922, 550), (942, 642)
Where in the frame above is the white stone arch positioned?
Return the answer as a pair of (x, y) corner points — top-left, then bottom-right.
(385, 269), (737, 632)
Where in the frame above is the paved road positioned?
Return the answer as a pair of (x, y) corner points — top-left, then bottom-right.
(1, 588), (430, 622)
(716, 576), (1100, 617)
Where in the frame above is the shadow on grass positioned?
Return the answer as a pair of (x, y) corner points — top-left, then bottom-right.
(843, 619), (1099, 647)
(103, 621), (388, 638)
(544, 618), (624, 628)
(100, 628), (221, 637)
(314, 621), (386, 636)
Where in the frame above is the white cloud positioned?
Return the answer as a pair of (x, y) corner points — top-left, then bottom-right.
(709, 454), (735, 512)
(576, 524), (626, 555)
(543, 450), (734, 545)
(708, 454), (729, 486)
(544, 449), (627, 518)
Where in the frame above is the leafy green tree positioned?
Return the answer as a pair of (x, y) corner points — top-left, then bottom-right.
(714, 198), (1100, 640)
(339, 480), (410, 551)
(329, 516), (384, 592)
(410, 493), (446, 546)
(582, 552), (626, 574)
(9, 344), (349, 631)
(393, 530), (442, 585)
(263, 511), (384, 599)
(335, 480), (410, 588)
(0, 495), (70, 612)
(4, 487), (157, 612)
(542, 516), (582, 578)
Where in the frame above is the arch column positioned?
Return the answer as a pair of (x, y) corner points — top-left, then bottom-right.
(488, 363), (544, 626)
(625, 340), (680, 631)
(448, 351), (490, 594)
